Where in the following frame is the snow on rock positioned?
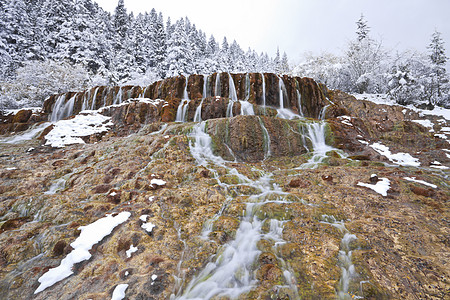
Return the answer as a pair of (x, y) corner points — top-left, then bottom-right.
(370, 142), (420, 167)
(111, 284), (129, 300)
(125, 244), (138, 258)
(44, 112), (113, 148)
(430, 161), (449, 170)
(338, 115), (353, 126)
(412, 119), (434, 130)
(403, 177), (437, 189)
(357, 177), (391, 196)
(34, 212), (131, 294)
(150, 179), (166, 186)
(148, 196), (155, 202)
(139, 215), (148, 222)
(141, 220), (156, 233)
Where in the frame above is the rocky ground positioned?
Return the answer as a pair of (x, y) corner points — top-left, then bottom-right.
(0, 83), (449, 299)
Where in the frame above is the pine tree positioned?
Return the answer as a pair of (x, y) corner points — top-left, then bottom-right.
(356, 14), (370, 42)
(427, 30), (449, 105)
(281, 52), (290, 74)
(165, 18), (193, 77)
(153, 12), (167, 77)
(274, 47), (281, 73)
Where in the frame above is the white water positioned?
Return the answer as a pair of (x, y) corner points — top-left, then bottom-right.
(297, 90), (304, 117)
(174, 122), (300, 299)
(261, 73), (266, 109)
(278, 75), (288, 109)
(226, 100), (236, 118)
(183, 76), (189, 100)
(193, 99), (204, 122)
(239, 101), (255, 116)
(50, 93), (76, 122)
(175, 100), (190, 122)
(228, 73), (238, 101)
(320, 215), (362, 299)
(114, 87), (123, 105)
(245, 73), (250, 101)
(299, 122), (335, 169)
(215, 73), (221, 97)
(0, 122), (50, 144)
(202, 75), (208, 98)
(90, 87), (100, 110)
(258, 117), (271, 159)
(176, 78), (191, 122)
(81, 89), (91, 111)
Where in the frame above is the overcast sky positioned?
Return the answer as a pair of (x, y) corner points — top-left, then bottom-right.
(96, 0), (450, 63)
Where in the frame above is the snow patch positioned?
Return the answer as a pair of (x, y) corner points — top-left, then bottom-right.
(370, 142), (420, 167)
(150, 179), (166, 186)
(34, 212), (131, 294)
(45, 112), (113, 148)
(338, 115), (353, 126)
(126, 245), (138, 258)
(148, 196), (155, 202)
(430, 161), (449, 170)
(403, 177), (437, 188)
(357, 178), (390, 196)
(111, 284), (129, 300)
(142, 221), (156, 233)
(412, 119), (434, 128)
(139, 215), (148, 222)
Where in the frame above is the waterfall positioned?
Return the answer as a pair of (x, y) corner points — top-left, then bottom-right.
(261, 73), (266, 108)
(239, 101), (254, 116)
(300, 122), (335, 169)
(297, 90), (304, 117)
(50, 94), (66, 122)
(113, 87), (123, 105)
(258, 117), (271, 159)
(226, 100), (235, 118)
(175, 100), (190, 122)
(193, 99), (204, 122)
(81, 89), (91, 111)
(183, 76), (189, 100)
(175, 77), (191, 122)
(214, 73), (221, 97)
(228, 73), (238, 101)
(277, 75), (288, 109)
(320, 215), (362, 299)
(50, 93), (77, 122)
(202, 75), (208, 99)
(90, 87), (100, 110)
(173, 122), (297, 299)
(245, 73), (250, 101)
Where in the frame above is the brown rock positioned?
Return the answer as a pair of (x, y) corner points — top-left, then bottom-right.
(411, 186), (435, 198)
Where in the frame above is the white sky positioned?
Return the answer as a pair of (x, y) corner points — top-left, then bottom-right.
(96, 0), (450, 63)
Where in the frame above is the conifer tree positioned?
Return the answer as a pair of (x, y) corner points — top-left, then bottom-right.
(427, 30), (448, 104)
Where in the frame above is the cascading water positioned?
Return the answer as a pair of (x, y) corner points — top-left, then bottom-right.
(81, 89), (91, 111)
(50, 93), (77, 122)
(193, 99), (204, 122)
(239, 101), (255, 116)
(245, 73), (250, 101)
(173, 122), (301, 299)
(202, 75), (208, 98)
(90, 87), (100, 110)
(113, 87), (123, 105)
(299, 122), (335, 169)
(296, 90), (304, 117)
(258, 117), (271, 159)
(261, 73), (266, 110)
(320, 215), (363, 299)
(214, 73), (221, 97)
(176, 77), (191, 122)
(183, 76), (189, 100)
(226, 73), (238, 117)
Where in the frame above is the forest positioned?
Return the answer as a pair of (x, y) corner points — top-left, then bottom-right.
(0, 0), (448, 110)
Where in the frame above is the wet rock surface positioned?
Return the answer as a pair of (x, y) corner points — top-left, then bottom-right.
(0, 77), (449, 300)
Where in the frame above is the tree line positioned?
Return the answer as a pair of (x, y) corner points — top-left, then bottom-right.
(0, 0), (289, 108)
(293, 15), (449, 108)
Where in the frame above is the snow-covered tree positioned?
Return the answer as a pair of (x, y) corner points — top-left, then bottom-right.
(165, 18), (193, 77)
(280, 52), (290, 74)
(356, 14), (370, 42)
(345, 15), (388, 93)
(426, 30), (449, 105)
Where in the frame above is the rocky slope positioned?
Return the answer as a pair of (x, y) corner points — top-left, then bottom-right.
(0, 74), (449, 300)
